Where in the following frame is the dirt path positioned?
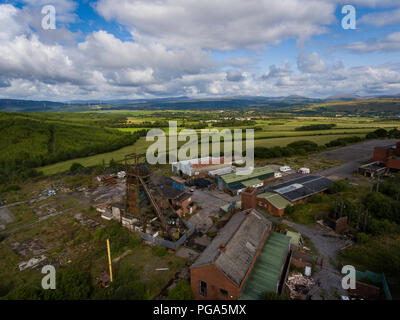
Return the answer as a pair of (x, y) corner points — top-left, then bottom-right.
(269, 215), (353, 299)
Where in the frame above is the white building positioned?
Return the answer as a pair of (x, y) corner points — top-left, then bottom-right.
(171, 157), (233, 177)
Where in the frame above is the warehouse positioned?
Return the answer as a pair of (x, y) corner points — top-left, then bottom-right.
(267, 175), (333, 205)
(241, 175), (333, 216)
(190, 209), (291, 300)
(171, 157), (232, 177)
(216, 166), (275, 195)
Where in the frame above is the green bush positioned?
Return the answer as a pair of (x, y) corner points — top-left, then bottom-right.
(309, 193), (326, 203)
(70, 162), (85, 172)
(284, 205), (295, 215)
(168, 280), (194, 300)
(326, 181), (349, 194)
(263, 291), (290, 300)
(0, 184), (21, 193)
(357, 232), (369, 244)
(367, 219), (399, 236)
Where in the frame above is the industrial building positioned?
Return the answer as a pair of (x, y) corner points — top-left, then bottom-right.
(171, 157), (233, 177)
(190, 209), (291, 300)
(100, 153), (195, 250)
(216, 166), (276, 195)
(359, 141), (400, 176)
(242, 175), (334, 216)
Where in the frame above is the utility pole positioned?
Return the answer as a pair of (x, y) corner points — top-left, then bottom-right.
(107, 238), (113, 283)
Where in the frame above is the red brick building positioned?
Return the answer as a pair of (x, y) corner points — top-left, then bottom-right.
(372, 141), (400, 170)
(190, 209), (291, 300)
(241, 175), (333, 217)
(159, 185), (195, 217)
(173, 193), (196, 217)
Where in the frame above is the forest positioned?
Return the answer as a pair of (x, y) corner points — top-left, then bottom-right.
(0, 112), (147, 184)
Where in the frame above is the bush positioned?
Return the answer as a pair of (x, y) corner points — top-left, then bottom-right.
(326, 181), (349, 194)
(70, 162), (85, 172)
(364, 192), (394, 221)
(295, 124), (336, 131)
(263, 291), (290, 300)
(284, 205), (295, 215)
(309, 193), (326, 203)
(367, 219), (399, 236)
(152, 246), (167, 257)
(326, 136), (363, 148)
(0, 184), (21, 193)
(357, 232), (369, 244)
(168, 280), (194, 300)
(287, 140), (319, 153)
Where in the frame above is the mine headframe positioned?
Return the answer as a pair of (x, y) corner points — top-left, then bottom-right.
(124, 153), (169, 232)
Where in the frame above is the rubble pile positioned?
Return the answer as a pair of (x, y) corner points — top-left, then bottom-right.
(286, 273), (315, 299)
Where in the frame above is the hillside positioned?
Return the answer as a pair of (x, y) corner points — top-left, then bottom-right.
(0, 112), (146, 183)
(289, 98), (400, 116)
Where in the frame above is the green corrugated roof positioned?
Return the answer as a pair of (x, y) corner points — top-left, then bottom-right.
(258, 192), (291, 210)
(241, 178), (263, 187)
(221, 166), (274, 184)
(239, 231), (290, 300)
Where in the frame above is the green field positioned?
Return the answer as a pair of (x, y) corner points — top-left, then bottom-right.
(0, 110), (396, 177)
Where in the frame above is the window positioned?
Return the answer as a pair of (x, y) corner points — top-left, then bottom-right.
(200, 280), (207, 297)
(220, 289), (228, 297)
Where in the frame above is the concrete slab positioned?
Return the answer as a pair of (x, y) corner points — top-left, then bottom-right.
(0, 208), (14, 224)
(175, 247), (200, 260)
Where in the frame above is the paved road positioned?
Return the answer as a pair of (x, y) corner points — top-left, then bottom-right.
(318, 161), (360, 180)
(317, 139), (399, 179)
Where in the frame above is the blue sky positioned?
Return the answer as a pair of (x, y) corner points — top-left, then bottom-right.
(0, 0), (400, 100)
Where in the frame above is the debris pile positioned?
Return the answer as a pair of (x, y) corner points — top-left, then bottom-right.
(286, 273), (315, 299)
(18, 255), (46, 271)
(74, 213), (101, 230)
(11, 239), (46, 257)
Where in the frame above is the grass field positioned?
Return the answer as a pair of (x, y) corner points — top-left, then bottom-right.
(27, 112), (399, 176)
(38, 131), (367, 176)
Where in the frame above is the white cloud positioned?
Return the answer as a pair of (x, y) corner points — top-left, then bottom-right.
(1, 1), (400, 100)
(96, 0), (336, 51)
(341, 32), (400, 53)
(359, 8), (400, 27)
(297, 52), (326, 73)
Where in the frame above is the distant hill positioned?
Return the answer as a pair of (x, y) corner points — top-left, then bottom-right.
(325, 94), (361, 101)
(0, 99), (66, 112)
(0, 96), (323, 112)
(1, 94), (400, 113)
(288, 98), (400, 116)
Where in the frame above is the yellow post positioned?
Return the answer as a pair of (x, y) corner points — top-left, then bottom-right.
(106, 238), (113, 282)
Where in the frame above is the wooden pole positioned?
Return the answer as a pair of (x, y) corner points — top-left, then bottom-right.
(107, 238), (113, 283)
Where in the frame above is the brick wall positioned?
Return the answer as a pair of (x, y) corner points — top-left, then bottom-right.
(241, 188), (258, 210)
(190, 264), (240, 300)
(256, 198), (285, 216)
(349, 281), (381, 300)
(373, 147), (389, 162)
(387, 158), (400, 170)
(190, 225), (272, 300)
(335, 216), (348, 234)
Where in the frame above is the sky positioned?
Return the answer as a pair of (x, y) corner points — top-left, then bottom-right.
(0, 0), (400, 101)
